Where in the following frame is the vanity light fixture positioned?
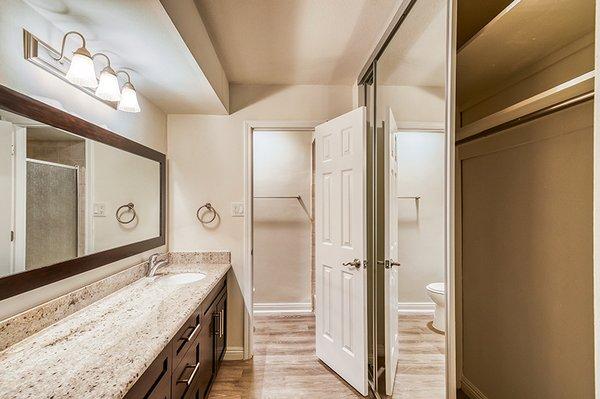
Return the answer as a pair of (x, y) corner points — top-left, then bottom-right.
(93, 53), (121, 102)
(116, 71), (141, 113)
(50, 31), (97, 89)
(23, 29), (142, 113)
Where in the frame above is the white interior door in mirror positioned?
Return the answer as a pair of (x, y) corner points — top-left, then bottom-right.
(0, 121), (14, 275)
(385, 108), (400, 395)
(315, 107), (367, 396)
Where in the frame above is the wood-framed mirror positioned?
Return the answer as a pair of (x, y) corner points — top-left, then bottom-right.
(0, 84), (166, 300)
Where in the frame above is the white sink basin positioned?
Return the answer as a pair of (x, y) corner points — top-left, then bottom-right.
(157, 273), (206, 285)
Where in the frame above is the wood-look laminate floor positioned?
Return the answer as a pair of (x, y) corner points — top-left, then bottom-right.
(208, 314), (445, 399)
(392, 315), (446, 399)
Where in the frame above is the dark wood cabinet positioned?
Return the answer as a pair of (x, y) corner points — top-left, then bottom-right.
(125, 275), (227, 399)
(213, 290), (227, 370)
(124, 345), (171, 399)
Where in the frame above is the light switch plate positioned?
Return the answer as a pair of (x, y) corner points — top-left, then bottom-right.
(231, 202), (245, 217)
(93, 202), (106, 217)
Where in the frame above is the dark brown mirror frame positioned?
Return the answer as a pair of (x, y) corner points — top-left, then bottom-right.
(0, 84), (166, 300)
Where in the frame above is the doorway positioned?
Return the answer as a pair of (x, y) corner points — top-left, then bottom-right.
(224, 122), (369, 398)
(252, 130), (315, 315)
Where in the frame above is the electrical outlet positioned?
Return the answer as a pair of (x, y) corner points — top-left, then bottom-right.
(93, 202), (106, 217)
(231, 202), (244, 217)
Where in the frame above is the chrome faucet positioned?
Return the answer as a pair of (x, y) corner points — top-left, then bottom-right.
(148, 253), (168, 277)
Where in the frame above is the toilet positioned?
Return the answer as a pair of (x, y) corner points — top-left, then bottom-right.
(426, 282), (445, 333)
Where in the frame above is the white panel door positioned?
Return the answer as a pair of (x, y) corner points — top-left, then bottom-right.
(384, 108), (400, 395)
(0, 121), (14, 275)
(315, 107), (367, 396)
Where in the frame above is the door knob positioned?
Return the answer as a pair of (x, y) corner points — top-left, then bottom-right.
(342, 258), (361, 269)
(385, 260), (401, 269)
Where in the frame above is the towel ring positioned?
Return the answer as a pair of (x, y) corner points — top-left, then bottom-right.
(116, 202), (136, 224)
(197, 202), (217, 224)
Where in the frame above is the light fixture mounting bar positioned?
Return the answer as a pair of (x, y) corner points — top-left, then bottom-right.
(22, 29), (117, 109)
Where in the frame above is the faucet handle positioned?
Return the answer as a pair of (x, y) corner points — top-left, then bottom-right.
(149, 253), (160, 264)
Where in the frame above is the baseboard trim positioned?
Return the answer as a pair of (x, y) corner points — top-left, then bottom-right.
(223, 346), (244, 361)
(397, 302), (435, 314)
(253, 302), (313, 315)
(461, 377), (488, 399)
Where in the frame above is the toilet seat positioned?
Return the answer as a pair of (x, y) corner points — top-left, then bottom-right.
(426, 282), (444, 295)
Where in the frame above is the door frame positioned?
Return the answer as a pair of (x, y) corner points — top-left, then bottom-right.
(243, 120), (321, 360)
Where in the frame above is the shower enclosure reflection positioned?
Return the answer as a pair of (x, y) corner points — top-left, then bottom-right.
(0, 109), (160, 278)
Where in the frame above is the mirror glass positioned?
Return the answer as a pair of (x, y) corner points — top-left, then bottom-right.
(0, 109), (160, 278)
(374, 0), (447, 396)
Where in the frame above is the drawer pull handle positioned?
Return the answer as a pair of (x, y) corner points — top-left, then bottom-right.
(213, 312), (220, 336)
(177, 362), (200, 386)
(220, 309), (224, 338)
(179, 322), (201, 343)
(187, 323), (201, 342)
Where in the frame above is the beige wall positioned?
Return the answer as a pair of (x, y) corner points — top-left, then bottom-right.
(253, 131), (313, 307)
(91, 142), (161, 253)
(168, 84), (353, 348)
(0, 0), (167, 321)
(459, 101), (594, 398)
(396, 132), (445, 303)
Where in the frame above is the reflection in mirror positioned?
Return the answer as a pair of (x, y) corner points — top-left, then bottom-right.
(374, 0), (447, 397)
(0, 109), (160, 278)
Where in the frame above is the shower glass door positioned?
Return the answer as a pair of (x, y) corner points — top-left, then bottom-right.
(26, 159), (78, 269)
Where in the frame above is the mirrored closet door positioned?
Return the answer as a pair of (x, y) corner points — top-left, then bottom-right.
(360, 0), (450, 396)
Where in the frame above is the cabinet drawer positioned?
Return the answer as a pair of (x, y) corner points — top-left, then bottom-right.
(172, 307), (202, 369)
(124, 345), (171, 399)
(172, 326), (210, 399)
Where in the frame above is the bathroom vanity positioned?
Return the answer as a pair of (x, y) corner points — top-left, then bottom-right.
(0, 86), (231, 398)
(0, 258), (230, 398)
(125, 273), (228, 399)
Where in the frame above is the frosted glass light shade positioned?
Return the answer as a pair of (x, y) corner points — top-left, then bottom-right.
(66, 48), (97, 88)
(95, 68), (121, 101)
(117, 83), (141, 113)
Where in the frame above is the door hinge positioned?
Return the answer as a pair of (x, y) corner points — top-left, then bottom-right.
(10, 230), (14, 242)
(363, 259), (368, 269)
(10, 144), (15, 156)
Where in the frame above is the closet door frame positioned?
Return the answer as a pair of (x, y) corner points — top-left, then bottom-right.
(242, 120), (320, 361)
(593, 3), (600, 397)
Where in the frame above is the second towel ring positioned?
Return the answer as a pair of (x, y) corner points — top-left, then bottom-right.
(116, 202), (136, 224)
(197, 202), (217, 224)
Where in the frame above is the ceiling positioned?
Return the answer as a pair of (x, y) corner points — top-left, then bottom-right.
(377, 0), (446, 87)
(23, 0), (228, 114)
(195, 0), (399, 85)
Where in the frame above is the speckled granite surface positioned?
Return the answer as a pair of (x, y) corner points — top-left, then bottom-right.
(0, 261), (230, 399)
(169, 251), (231, 264)
(0, 260), (148, 352)
(0, 253), (169, 352)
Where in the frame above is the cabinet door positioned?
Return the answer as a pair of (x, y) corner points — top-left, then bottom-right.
(214, 292), (227, 366)
(198, 316), (214, 398)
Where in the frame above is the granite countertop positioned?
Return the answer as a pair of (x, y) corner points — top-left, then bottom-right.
(0, 262), (230, 399)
